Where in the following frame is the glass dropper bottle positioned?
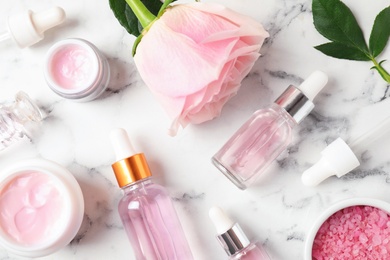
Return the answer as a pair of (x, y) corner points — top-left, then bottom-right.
(301, 115), (390, 186)
(212, 71), (328, 190)
(0, 91), (43, 151)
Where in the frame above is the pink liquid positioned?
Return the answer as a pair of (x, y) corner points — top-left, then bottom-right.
(213, 104), (297, 188)
(50, 44), (95, 90)
(230, 243), (271, 260)
(118, 178), (193, 260)
(0, 171), (64, 245)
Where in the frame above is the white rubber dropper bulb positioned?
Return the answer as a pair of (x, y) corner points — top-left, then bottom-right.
(301, 138), (360, 187)
(31, 7), (66, 35)
(209, 206), (235, 234)
(298, 71), (328, 101)
(5, 6), (66, 48)
(301, 115), (390, 186)
(110, 128), (136, 161)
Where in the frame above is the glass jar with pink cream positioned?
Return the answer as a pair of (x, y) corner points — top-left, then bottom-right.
(0, 158), (84, 258)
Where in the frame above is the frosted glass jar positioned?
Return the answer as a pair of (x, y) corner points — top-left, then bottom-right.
(44, 38), (110, 102)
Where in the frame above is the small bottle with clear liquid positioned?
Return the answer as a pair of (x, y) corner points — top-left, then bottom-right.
(212, 71), (328, 189)
(109, 128), (193, 260)
(0, 91), (43, 151)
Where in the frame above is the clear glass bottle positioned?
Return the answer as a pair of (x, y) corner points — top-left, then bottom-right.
(230, 243), (271, 260)
(110, 128), (193, 260)
(0, 91), (43, 151)
(209, 206), (271, 260)
(212, 71), (328, 189)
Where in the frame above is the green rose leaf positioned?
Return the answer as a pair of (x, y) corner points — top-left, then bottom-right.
(369, 6), (390, 58)
(315, 42), (371, 61)
(312, 0), (390, 84)
(109, 0), (164, 37)
(109, 0), (139, 36)
(312, 0), (369, 54)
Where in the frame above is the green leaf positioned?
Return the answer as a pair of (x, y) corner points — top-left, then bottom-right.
(109, 0), (140, 36)
(315, 42), (370, 61)
(142, 0), (167, 16)
(369, 6), (390, 58)
(109, 0), (165, 37)
(312, 0), (369, 54)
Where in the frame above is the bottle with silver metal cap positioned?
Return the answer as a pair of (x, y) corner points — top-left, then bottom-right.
(212, 71), (328, 189)
(209, 206), (271, 260)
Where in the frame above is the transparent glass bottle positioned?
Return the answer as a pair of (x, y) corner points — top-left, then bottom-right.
(110, 128), (193, 260)
(212, 71), (328, 189)
(213, 104), (297, 189)
(0, 91), (43, 151)
(230, 243), (271, 260)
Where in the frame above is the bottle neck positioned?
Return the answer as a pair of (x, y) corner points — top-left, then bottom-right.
(274, 85), (314, 124)
(121, 177), (153, 193)
(5, 92), (43, 124)
(216, 223), (251, 256)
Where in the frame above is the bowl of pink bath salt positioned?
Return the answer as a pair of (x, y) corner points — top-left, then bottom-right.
(304, 198), (390, 260)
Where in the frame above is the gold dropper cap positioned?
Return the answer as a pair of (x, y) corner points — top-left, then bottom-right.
(110, 128), (152, 188)
(112, 153), (152, 188)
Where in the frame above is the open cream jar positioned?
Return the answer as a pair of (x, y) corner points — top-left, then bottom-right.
(304, 198), (390, 260)
(0, 159), (84, 257)
(44, 38), (110, 102)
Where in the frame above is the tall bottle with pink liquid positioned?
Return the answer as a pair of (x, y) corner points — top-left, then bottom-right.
(110, 128), (193, 260)
(212, 71), (328, 190)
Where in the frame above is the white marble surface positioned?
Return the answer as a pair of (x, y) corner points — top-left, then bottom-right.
(1, 0), (390, 259)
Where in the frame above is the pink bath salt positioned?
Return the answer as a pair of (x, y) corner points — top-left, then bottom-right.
(312, 206), (390, 260)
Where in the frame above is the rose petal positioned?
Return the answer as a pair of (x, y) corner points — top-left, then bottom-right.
(133, 2), (269, 135)
(135, 22), (239, 97)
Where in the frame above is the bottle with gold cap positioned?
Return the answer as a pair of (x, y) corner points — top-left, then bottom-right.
(110, 128), (193, 260)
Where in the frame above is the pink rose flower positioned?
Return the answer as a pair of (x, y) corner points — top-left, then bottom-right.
(134, 2), (269, 135)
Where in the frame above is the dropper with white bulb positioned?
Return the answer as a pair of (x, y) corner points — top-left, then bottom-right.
(0, 7), (66, 48)
(301, 116), (390, 186)
(209, 207), (271, 259)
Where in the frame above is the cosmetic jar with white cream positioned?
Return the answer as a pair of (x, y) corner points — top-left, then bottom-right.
(0, 158), (84, 258)
(43, 38), (110, 102)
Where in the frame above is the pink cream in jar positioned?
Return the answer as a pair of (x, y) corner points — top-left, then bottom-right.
(44, 38), (110, 102)
(0, 171), (64, 246)
(0, 159), (84, 258)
